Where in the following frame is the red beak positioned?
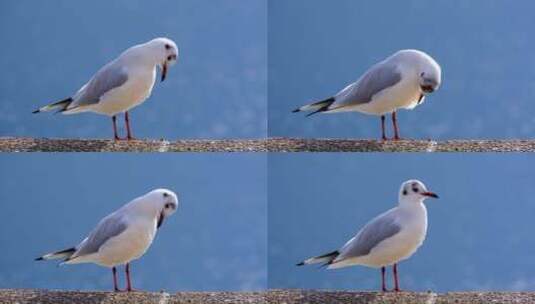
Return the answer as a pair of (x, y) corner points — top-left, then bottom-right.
(161, 62), (168, 82)
(157, 211), (165, 228)
(422, 191), (439, 199)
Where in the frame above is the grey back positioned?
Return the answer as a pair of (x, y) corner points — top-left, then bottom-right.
(73, 60), (129, 107)
(337, 208), (401, 260)
(334, 62), (402, 108)
(74, 212), (128, 258)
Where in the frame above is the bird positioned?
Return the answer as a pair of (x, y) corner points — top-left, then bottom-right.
(297, 179), (438, 292)
(35, 188), (179, 292)
(293, 49), (442, 140)
(33, 37), (179, 140)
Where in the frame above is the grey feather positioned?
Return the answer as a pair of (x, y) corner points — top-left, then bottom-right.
(70, 60), (128, 108)
(331, 62), (402, 109)
(70, 213), (128, 259)
(336, 209), (401, 260)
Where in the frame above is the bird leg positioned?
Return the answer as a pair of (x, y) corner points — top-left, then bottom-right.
(125, 262), (133, 292)
(380, 115), (387, 141)
(381, 266), (387, 292)
(391, 111), (400, 140)
(112, 267), (121, 292)
(112, 116), (121, 141)
(125, 111), (134, 140)
(393, 263), (401, 292)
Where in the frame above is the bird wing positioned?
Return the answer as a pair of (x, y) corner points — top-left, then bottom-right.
(69, 59), (129, 108)
(334, 208), (401, 262)
(69, 212), (129, 259)
(330, 61), (402, 110)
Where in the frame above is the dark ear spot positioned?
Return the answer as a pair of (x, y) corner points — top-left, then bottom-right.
(165, 44), (171, 50)
(420, 72), (425, 77)
(402, 190), (408, 195)
(163, 192), (169, 198)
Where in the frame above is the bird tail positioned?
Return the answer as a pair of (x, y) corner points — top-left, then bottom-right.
(292, 97), (336, 117)
(296, 250), (339, 266)
(32, 97), (73, 114)
(35, 247), (76, 261)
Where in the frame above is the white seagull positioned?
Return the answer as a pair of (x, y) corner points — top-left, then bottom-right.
(33, 37), (179, 140)
(293, 50), (441, 140)
(36, 189), (179, 292)
(297, 180), (438, 292)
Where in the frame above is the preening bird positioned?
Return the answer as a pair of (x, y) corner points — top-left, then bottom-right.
(36, 189), (179, 292)
(293, 50), (441, 140)
(33, 37), (179, 140)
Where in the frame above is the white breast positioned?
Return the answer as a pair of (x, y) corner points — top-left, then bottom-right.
(94, 217), (157, 267)
(90, 67), (156, 116)
(355, 205), (428, 268)
(352, 76), (422, 116)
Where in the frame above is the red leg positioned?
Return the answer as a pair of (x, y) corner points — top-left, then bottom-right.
(112, 116), (121, 140)
(112, 267), (121, 292)
(380, 115), (387, 141)
(381, 266), (387, 292)
(393, 263), (401, 292)
(125, 111), (134, 140)
(392, 111), (400, 140)
(125, 263), (133, 292)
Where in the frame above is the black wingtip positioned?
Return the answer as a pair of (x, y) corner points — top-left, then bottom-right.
(35, 256), (43, 261)
(292, 108), (300, 113)
(32, 109), (40, 114)
(296, 262), (305, 266)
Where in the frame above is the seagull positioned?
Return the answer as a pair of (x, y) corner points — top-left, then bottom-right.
(293, 50), (441, 140)
(297, 180), (438, 292)
(33, 37), (179, 140)
(36, 189), (179, 292)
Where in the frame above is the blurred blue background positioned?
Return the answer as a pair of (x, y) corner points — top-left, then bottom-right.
(0, 154), (266, 291)
(269, 0), (535, 139)
(269, 153), (535, 291)
(0, 0), (266, 139)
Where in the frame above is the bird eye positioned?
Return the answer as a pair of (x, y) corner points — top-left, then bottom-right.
(165, 203), (173, 209)
(420, 72), (425, 77)
(165, 44), (171, 50)
(167, 55), (173, 61)
(413, 188), (419, 193)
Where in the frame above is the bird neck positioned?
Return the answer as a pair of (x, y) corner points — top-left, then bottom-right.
(122, 45), (161, 68)
(126, 197), (161, 219)
(398, 198), (425, 210)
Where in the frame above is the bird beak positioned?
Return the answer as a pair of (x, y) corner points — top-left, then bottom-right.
(420, 85), (435, 94)
(161, 62), (168, 82)
(157, 211), (165, 229)
(422, 191), (439, 199)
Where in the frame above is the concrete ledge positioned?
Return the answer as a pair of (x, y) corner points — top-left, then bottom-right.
(2, 137), (535, 152)
(268, 138), (535, 152)
(0, 289), (266, 304)
(0, 137), (267, 152)
(2, 289), (535, 304)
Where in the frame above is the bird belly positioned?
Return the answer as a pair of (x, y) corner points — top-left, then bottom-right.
(363, 223), (427, 268)
(92, 72), (156, 116)
(94, 224), (155, 267)
(352, 81), (421, 115)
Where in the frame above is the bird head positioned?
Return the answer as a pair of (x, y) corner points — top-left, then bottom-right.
(144, 37), (179, 82)
(398, 179), (438, 205)
(415, 52), (441, 94)
(139, 188), (179, 229)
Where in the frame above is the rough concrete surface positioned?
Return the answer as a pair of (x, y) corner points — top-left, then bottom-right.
(0, 137), (267, 152)
(3, 289), (535, 304)
(267, 138), (535, 152)
(2, 137), (535, 152)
